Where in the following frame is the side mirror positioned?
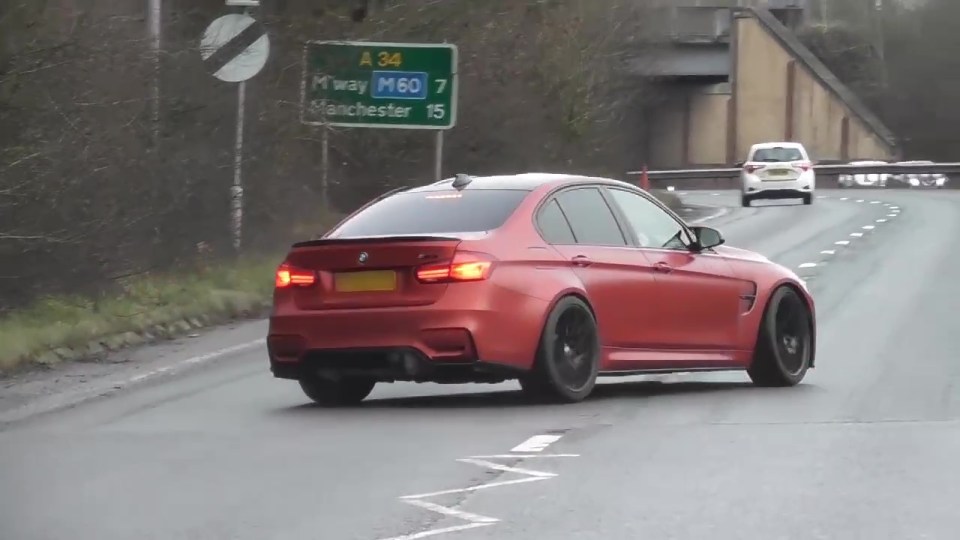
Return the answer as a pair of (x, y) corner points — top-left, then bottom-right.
(690, 226), (725, 250)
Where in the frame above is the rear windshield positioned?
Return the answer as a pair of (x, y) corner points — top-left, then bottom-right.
(752, 147), (804, 162)
(329, 189), (529, 238)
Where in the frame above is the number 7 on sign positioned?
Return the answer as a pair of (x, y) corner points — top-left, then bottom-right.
(435, 79), (448, 93)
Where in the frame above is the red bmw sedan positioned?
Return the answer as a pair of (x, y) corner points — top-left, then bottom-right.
(268, 173), (816, 405)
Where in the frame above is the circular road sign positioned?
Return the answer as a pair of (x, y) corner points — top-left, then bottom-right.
(199, 13), (270, 83)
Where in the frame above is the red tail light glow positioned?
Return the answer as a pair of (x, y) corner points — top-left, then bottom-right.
(275, 263), (317, 288)
(416, 252), (495, 284)
(796, 161), (813, 171)
(744, 164), (762, 174)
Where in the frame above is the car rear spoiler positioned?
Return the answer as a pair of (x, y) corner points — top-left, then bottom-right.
(291, 235), (466, 249)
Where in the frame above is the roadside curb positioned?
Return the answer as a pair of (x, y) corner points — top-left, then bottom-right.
(4, 298), (271, 378)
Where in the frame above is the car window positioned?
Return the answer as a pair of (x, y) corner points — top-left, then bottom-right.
(752, 147), (804, 162)
(605, 188), (689, 250)
(329, 189), (529, 238)
(554, 188), (627, 246)
(536, 199), (576, 244)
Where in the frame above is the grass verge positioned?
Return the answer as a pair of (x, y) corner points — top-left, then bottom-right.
(0, 191), (687, 374)
(0, 254), (283, 373)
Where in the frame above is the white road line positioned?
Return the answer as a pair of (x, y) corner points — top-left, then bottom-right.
(798, 263), (817, 269)
(856, 199), (865, 203)
(688, 206), (729, 225)
(387, 438), (579, 540)
(511, 434), (563, 453)
(876, 218), (887, 223)
(887, 213), (898, 217)
(456, 458), (557, 478)
(399, 477), (548, 500)
(840, 197), (849, 201)
(128, 339), (263, 383)
(862, 225), (876, 230)
(817, 195), (828, 199)
(469, 454), (580, 459)
(870, 201), (881, 204)
(404, 500), (499, 524)
(378, 523), (494, 540)
(889, 206), (900, 209)
(835, 240), (851, 245)
(850, 232), (864, 237)
(821, 250), (836, 255)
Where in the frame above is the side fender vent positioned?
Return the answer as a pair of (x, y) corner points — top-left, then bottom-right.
(739, 281), (758, 314)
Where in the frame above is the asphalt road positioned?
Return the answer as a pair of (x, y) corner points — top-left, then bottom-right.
(3, 188), (960, 540)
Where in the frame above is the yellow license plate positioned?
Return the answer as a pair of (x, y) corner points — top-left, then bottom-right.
(767, 169), (790, 176)
(334, 270), (397, 292)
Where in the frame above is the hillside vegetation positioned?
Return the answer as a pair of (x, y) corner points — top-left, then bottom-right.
(0, 0), (669, 370)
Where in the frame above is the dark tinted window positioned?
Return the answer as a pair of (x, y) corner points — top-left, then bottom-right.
(606, 188), (689, 249)
(752, 147), (804, 162)
(331, 189), (528, 238)
(555, 188), (626, 246)
(537, 200), (576, 244)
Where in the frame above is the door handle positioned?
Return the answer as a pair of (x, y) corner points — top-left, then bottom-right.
(654, 261), (673, 273)
(571, 255), (593, 267)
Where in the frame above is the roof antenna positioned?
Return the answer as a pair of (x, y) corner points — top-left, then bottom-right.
(452, 173), (473, 189)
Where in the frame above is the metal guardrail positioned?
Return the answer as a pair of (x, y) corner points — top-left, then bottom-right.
(626, 163), (960, 181)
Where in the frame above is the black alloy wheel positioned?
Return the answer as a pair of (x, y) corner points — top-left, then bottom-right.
(520, 296), (600, 403)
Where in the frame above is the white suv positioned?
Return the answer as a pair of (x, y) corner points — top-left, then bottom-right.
(739, 142), (815, 207)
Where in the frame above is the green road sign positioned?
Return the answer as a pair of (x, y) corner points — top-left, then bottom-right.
(301, 40), (458, 130)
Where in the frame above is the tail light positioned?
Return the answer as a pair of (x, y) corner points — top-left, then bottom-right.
(744, 164), (762, 174)
(416, 252), (495, 284)
(796, 161), (813, 171)
(275, 263), (316, 288)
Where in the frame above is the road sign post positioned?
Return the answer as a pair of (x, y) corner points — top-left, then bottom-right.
(300, 40), (458, 182)
(200, 5), (269, 252)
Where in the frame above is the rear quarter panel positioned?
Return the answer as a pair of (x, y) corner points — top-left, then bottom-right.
(455, 188), (589, 369)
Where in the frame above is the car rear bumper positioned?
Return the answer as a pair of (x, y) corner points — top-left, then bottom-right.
(742, 173), (814, 197)
(267, 285), (550, 382)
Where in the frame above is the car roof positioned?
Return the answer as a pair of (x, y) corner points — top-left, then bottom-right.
(405, 172), (639, 193)
(750, 141), (807, 150)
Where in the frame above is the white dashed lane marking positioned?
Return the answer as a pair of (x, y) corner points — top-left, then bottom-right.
(795, 194), (899, 285)
(511, 434), (563, 453)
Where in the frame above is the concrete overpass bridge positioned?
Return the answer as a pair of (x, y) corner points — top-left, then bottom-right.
(629, 1), (898, 168)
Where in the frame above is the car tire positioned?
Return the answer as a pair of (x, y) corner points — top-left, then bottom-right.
(747, 286), (813, 387)
(520, 296), (600, 403)
(299, 376), (376, 406)
(802, 194), (813, 205)
(741, 193), (752, 207)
